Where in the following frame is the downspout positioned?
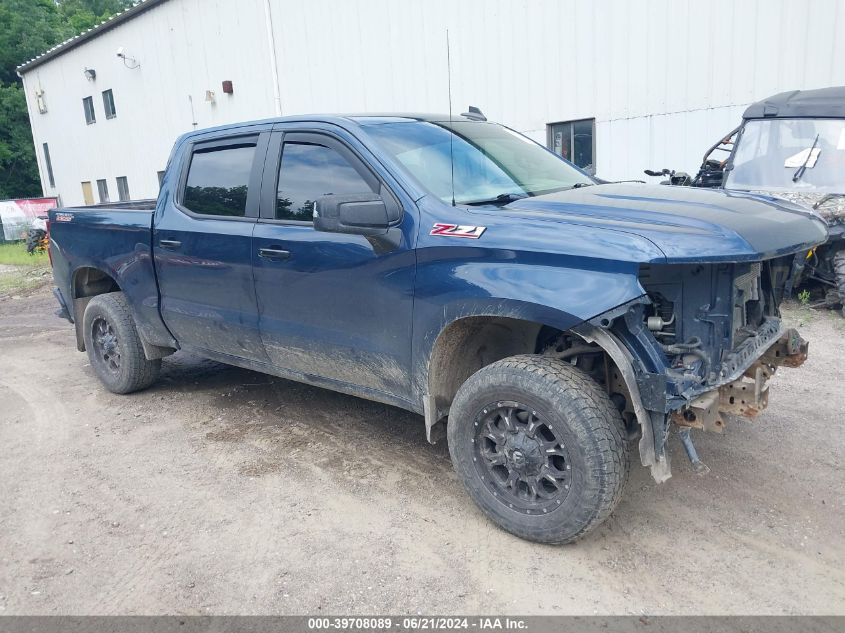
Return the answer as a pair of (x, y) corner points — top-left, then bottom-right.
(262, 0), (283, 116)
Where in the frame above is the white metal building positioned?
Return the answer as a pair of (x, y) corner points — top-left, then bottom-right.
(17, 0), (845, 207)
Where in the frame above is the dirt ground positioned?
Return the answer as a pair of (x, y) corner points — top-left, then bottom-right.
(0, 283), (844, 615)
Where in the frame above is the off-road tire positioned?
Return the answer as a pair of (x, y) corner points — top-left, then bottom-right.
(833, 249), (845, 318)
(447, 355), (629, 544)
(82, 292), (161, 394)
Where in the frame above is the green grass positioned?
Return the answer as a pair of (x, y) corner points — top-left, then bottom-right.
(0, 241), (51, 297)
(0, 241), (49, 266)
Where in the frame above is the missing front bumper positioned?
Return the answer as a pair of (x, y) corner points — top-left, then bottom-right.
(670, 328), (809, 432)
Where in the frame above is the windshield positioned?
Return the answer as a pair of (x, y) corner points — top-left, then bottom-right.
(360, 119), (594, 204)
(726, 118), (845, 193)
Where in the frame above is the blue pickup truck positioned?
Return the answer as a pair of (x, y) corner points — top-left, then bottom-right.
(49, 112), (826, 544)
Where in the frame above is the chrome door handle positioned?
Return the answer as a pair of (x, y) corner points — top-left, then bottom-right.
(258, 247), (291, 260)
(159, 240), (181, 249)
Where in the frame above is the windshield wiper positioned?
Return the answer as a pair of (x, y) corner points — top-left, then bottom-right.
(465, 192), (529, 206)
(792, 134), (820, 183)
(570, 182), (594, 188)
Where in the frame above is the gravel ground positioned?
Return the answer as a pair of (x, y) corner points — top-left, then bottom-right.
(0, 285), (843, 615)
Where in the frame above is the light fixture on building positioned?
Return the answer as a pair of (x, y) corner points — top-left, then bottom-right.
(83, 67), (96, 81)
(116, 47), (140, 69)
(205, 90), (216, 104)
(35, 89), (47, 114)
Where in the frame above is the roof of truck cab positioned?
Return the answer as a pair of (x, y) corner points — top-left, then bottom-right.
(176, 113), (481, 142)
(743, 86), (845, 119)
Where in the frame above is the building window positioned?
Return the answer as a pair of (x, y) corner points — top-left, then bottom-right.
(81, 181), (94, 205)
(182, 144), (256, 217)
(42, 143), (55, 188)
(548, 118), (595, 174)
(116, 176), (130, 201)
(83, 96), (96, 125)
(96, 179), (110, 203)
(102, 89), (116, 119)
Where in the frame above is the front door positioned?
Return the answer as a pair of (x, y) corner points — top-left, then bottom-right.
(154, 130), (270, 362)
(252, 129), (416, 401)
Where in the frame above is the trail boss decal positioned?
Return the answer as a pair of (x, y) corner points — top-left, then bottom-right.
(54, 213), (74, 222)
(430, 223), (487, 239)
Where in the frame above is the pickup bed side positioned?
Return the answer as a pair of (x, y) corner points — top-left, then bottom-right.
(50, 203), (177, 356)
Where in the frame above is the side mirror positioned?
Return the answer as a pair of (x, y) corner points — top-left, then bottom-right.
(313, 193), (399, 235)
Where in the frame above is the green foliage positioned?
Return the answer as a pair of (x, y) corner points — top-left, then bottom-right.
(0, 0), (132, 199)
(0, 82), (41, 199)
(57, 0), (134, 35)
(798, 289), (811, 306)
(0, 0), (66, 85)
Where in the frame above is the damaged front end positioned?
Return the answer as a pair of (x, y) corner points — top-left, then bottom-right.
(572, 257), (809, 482)
(670, 326), (806, 433)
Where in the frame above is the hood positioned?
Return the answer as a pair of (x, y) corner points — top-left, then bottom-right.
(494, 183), (828, 263)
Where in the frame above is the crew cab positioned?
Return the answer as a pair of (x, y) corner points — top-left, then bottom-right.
(49, 112), (827, 544)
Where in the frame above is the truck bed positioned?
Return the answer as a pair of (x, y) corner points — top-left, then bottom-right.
(62, 199), (157, 212)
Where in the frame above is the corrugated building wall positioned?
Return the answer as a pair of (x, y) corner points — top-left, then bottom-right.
(19, 0), (845, 206)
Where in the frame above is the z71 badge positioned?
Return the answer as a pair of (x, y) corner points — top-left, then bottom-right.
(430, 223), (487, 239)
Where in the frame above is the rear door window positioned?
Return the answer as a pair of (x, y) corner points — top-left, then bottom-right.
(183, 144), (257, 217)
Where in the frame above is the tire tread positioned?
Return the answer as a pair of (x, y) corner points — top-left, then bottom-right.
(833, 249), (845, 303)
(83, 292), (160, 394)
(448, 354), (630, 544)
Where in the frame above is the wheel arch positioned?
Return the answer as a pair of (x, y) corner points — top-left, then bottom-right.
(70, 266), (122, 352)
(68, 265), (174, 361)
(421, 306), (664, 481)
(425, 315), (547, 426)
(422, 309), (634, 431)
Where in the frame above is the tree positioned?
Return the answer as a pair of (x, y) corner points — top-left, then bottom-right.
(57, 0), (134, 35)
(0, 83), (42, 199)
(0, 0), (66, 85)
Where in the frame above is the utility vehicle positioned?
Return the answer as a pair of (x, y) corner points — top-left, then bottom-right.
(648, 87), (845, 310)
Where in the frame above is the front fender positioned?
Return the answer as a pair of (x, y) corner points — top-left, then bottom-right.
(411, 257), (647, 403)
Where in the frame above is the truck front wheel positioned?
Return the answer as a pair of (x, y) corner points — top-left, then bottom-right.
(82, 292), (161, 394)
(447, 355), (629, 544)
(833, 249), (845, 318)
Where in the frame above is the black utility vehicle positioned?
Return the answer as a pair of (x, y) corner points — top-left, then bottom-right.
(651, 87), (845, 311)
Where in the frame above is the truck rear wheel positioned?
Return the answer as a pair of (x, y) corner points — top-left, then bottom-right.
(447, 355), (629, 544)
(82, 292), (161, 394)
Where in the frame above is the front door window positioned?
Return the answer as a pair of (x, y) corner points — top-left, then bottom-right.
(275, 142), (376, 221)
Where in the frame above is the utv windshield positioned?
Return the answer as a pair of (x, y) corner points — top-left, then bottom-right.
(360, 119), (594, 204)
(726, 118), (845, 193)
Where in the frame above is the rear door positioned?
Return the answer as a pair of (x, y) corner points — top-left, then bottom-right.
(154, 130), (270, 362)
(251, 127), (416, 401)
